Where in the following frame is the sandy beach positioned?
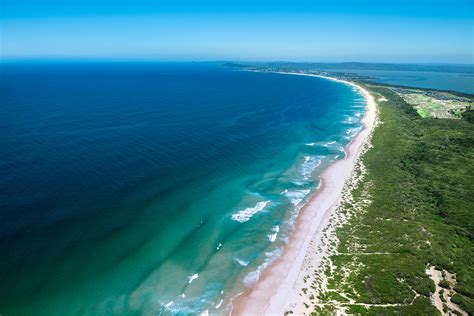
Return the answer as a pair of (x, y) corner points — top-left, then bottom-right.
(231, 73), (378, 315)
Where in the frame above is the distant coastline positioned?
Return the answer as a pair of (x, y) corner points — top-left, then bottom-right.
(223, 62), (474, 94)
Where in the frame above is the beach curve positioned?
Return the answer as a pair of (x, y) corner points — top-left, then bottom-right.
(230, 73), (378, 315)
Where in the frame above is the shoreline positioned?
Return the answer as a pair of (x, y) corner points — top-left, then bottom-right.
(230, 72), (378, 315)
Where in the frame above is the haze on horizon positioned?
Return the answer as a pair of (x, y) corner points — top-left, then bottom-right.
(1, 0), (473, 64)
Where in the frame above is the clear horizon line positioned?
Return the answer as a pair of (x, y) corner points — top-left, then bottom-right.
(1, 57), (473, 66)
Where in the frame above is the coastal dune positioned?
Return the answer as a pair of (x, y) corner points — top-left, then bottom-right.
(231, 75), (378, 315)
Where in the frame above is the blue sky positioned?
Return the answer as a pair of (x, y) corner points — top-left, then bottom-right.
(1, 0), (473, 63)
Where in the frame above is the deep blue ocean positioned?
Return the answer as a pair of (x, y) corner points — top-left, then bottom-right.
(0, 62), (365, 315)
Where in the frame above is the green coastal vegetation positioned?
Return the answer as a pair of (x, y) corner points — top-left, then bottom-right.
(223, 62), (474, 314)
(314, 84), (474, 315)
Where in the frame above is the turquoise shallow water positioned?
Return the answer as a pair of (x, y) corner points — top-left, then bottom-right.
(0, 63), (365, 315)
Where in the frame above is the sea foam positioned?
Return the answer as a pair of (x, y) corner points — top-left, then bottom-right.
(343, 115), (360, 124)
(300, 156), (321, 180)
(267, 225), (280, 242)
(188, 273), (199, 284)
(234, 258), (250, 266)
(231, 200), (271, 223)
(305, 140), (336, 148)
(243, 248), (282, 287)
(282, 188), (310, 206)
(215, 299), (223, 309)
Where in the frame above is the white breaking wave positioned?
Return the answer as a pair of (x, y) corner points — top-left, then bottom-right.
(188, 273), (199, 284)
(267, 225), (280, 242)
(291, 180), (307, 186)
(243, 269), (260, 288)
(215, 299), (223, 309)
(306, 140), (336, 148)
(243, 248), (282, 287)
(343, 115), (360, 124)
(352, 126), (363, 136)
(165, 301), (173, 308)
(300, 155), (321, 180)
(281, 188), (310, 206)
(234, 258), (249, 266)
(231, 200), (271, 223)
(321, 141), (337, 147)
(345, 126), (363, 138)
(200, 310), (209, 316)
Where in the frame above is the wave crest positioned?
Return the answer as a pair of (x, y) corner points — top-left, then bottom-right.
(231, 200), (271, 223)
